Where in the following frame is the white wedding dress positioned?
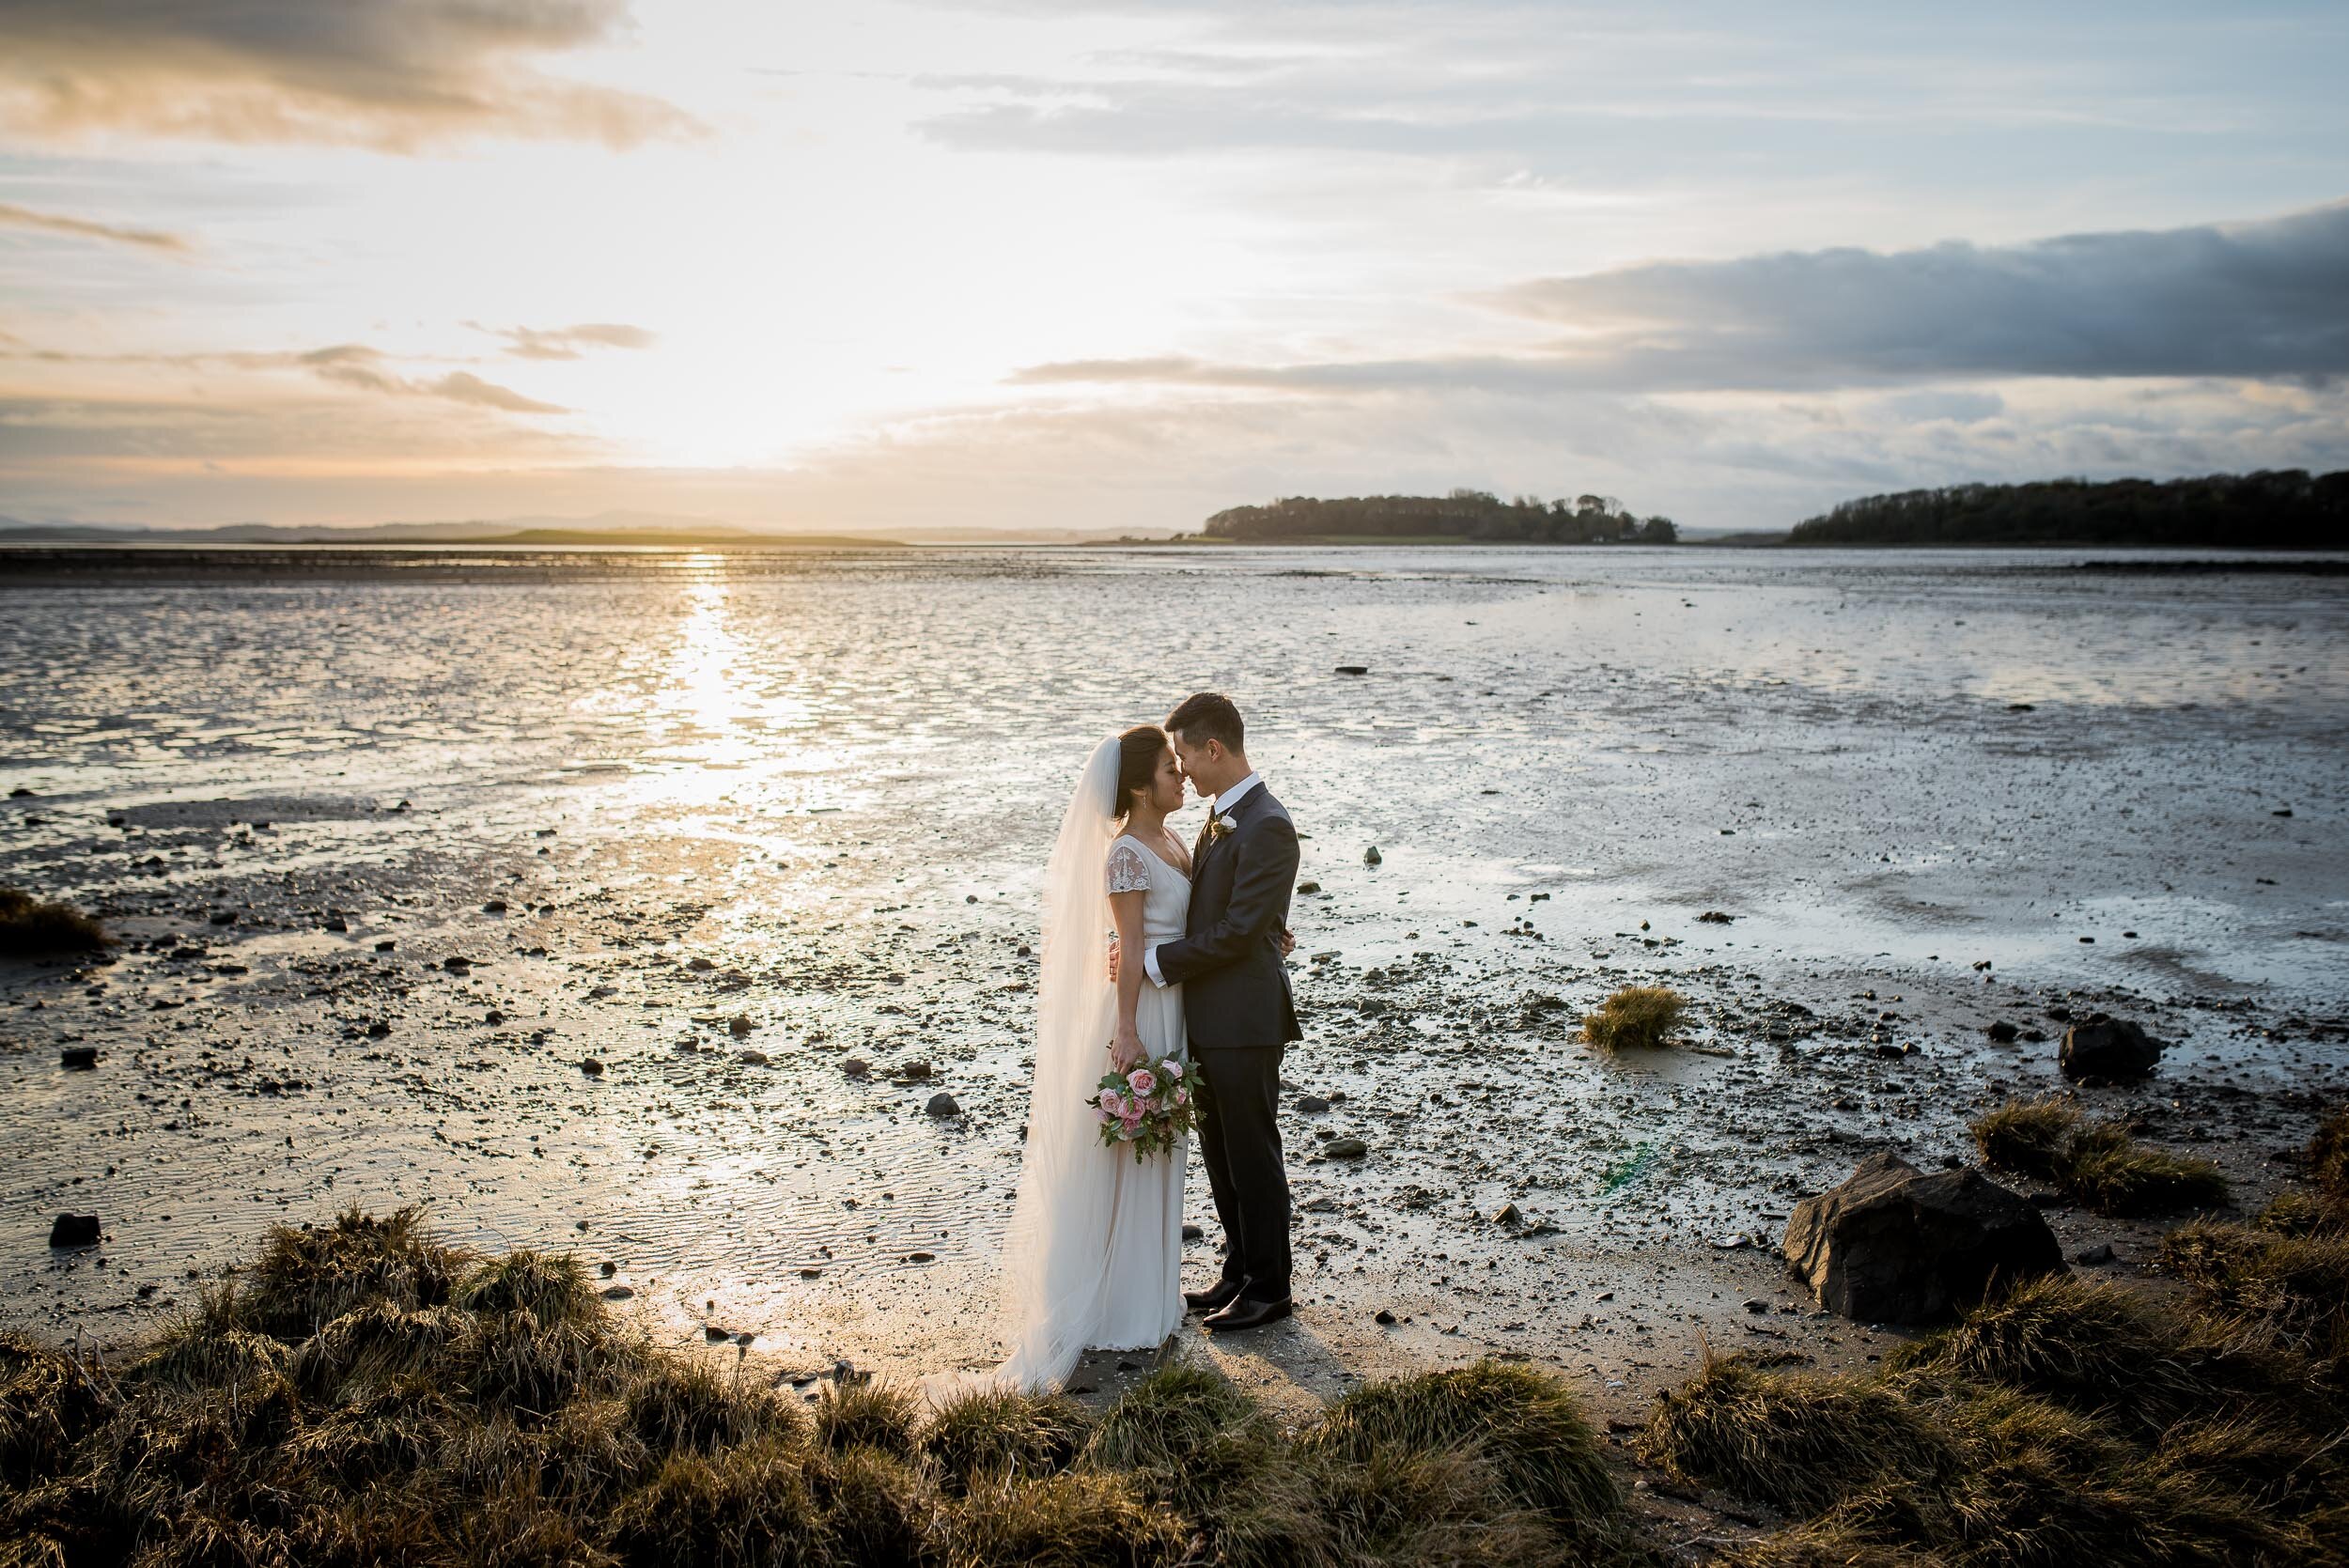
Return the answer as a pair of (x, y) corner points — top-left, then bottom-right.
(991, 737), (1192, 1389)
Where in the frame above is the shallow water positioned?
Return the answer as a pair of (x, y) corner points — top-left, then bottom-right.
(3, 546), (2344, 1394)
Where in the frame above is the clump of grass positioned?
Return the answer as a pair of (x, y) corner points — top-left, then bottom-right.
(0, 886), (109, 955)
(923, 1386), (1088, 1492)
(239, 1205), (470, 1340)
(1659, 1262), (2343, 1567)
(2061, 1122), (2232, 1216)
(1312, 1359), (1620, 1529)
(2309, 1104), (2349, 1202)
(607, 1437), (827, 1567)
(807, 1443), (936, 1566)
(456, 1311), (635, 1419)
(129, 1315), (292, 1394)
(289, 1300), (472, 1399)
(451, 1249), (599, 1324)
(281, 1375), (459, 1488)
(2160, 1219), (2349, 1360)
(1580, 986), (1687, 1050)
(1641, 1354), (1956, 1517)
(1710, 1518), (1933, 1567)
(945, 1467), (1188, 1568)
(621, 1357), (803, 1458)
(814, 1376), (922, 1457)
(0, 1333), (106, 1487)
(1901, 1274), (2289, 1436)
(1309, 1442), (1567, 1568)
(1968, 1098), (2230, 1217)
(2151, 1105), (2349, 1363)
(1082, 1362), (1314, 1568)
(1968, 1096), (2078, 1180)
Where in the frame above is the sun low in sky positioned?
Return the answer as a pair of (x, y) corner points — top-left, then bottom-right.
(1, 0), (2344, 535)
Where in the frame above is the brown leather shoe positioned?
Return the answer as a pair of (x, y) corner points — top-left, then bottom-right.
(1184, 1277), (1246, 1313)
(1202, 1294), (1292, 1332)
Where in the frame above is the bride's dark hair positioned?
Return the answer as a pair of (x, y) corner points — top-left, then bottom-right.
(1114, 724), (1169, 819)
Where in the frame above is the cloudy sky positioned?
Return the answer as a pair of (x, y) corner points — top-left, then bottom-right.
(2, 0), (2345, 533)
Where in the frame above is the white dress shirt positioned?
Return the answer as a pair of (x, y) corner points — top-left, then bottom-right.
(1143, 771), (1261, 988)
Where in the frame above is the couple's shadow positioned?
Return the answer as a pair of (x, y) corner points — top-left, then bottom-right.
(1060, 1306), (1353, 1420)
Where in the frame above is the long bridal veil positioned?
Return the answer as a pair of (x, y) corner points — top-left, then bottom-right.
(994, 735), (1124, 1389)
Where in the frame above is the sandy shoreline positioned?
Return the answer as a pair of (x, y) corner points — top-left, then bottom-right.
(4, 545), (2344, 1425)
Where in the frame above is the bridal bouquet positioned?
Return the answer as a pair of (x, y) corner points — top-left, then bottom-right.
(1091, 1055), (1201, 1161)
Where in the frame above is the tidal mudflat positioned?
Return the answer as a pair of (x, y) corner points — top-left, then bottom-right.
(2, 545), (2343, 1419)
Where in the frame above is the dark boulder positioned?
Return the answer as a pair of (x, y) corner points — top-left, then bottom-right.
(1782, 1151), (2061, 1323)
(2060, 1015), (2162, 1083)
(49, 1213), (101, 1249)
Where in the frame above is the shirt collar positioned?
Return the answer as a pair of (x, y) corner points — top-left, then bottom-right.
(1212, 771), (1263, 815)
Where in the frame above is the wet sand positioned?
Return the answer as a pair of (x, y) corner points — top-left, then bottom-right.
(3, 544), (2343, 1423)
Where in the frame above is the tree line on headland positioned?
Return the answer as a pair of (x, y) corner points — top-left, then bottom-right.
(1787, 468), (2349, 548)
(1197, 489), (1678, 544)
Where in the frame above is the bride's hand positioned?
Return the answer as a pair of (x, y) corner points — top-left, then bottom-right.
(1110, 1023), (1146, 1071)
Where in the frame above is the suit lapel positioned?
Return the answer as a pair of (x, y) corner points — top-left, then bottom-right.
(1195, 785), (1261, 880)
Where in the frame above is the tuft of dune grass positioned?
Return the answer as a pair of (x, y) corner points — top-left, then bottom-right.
(0, 886), (108, 956)
(621, 1356), (804, 1459)
(2309, 1104), (2349, 1203)
(1641, 1354), (1957, 1517)
(2157, 1111), (2349, 1361)
(1968, 1097), (2229, 1218)
(1081, 1362), (1317, 1568)
(813, 1376), (922, 1458)
(239, 1204), (471, 1340)
(1648, 1265), (2341, 1567)
(1580, 986), (1687, 1051)
(923, 1386), (1088, 1493)
(1311, 1359), (1621, 1529)
(807, 1443), (936, 1566)
(14, 1202), (2339, 1568)
(945, 1467), (1189, 1568)
(608, 1436), (828, 1567)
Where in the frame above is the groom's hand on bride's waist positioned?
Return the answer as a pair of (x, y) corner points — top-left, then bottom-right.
(1110, 927), (1290, 985)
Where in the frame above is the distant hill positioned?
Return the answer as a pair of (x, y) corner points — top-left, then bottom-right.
(1198, 489), (1676, 544)
(1788, 470), (2349, 549)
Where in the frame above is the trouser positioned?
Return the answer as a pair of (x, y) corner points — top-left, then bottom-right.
(1193, 1044), (1291, 1299)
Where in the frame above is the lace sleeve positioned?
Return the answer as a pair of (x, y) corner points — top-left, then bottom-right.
(1106, 840), (1153, 895)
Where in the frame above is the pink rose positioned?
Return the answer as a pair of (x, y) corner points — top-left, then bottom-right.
(1161, 1060), (1183, 1079)
(1121, 1112), (1144, 1134)
(1097, 1089), (1122, 1114)
(1127, 1068), (1158, 1097)
(1174, 1088), (1189, 1107)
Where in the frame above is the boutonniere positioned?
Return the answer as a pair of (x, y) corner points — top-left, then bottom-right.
(1208, 812), (1238, 841)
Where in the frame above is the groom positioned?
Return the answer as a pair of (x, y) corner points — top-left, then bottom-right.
(1142, 691), (1302, 1331)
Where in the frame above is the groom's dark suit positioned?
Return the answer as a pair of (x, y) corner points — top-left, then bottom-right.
(1150, 779), (1302, 1302)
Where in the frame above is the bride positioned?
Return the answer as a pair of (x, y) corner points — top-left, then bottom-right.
(994, 725), (1196, 1389)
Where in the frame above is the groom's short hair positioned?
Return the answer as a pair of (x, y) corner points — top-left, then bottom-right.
(1166, 691), (1244, 753)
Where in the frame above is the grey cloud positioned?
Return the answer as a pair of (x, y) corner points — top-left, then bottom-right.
(1014, 202), (2349, 396)
(1479, 202), (2349, 386)
(0, 201), (191, 253)
(0, 0), (702, 150)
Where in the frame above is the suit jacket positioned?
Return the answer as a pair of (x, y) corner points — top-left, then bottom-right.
(1157, 783), (1302, 1050)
